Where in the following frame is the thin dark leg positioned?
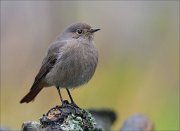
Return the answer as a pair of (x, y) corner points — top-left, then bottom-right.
(56, 86), (64, 103)
(66, 88), (77, 106)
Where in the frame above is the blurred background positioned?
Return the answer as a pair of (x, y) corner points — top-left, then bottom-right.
(1, 1), (179, 130)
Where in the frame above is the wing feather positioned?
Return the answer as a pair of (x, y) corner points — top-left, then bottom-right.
(30, 41), (66, 90)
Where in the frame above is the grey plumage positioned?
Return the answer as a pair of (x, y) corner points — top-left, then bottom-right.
(20, 22), (100, 103)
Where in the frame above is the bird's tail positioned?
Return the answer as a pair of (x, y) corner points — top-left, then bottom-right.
(20, 84), (43, 103)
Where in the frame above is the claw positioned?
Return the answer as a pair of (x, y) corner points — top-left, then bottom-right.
(62, 100), (69, 107)
(71, 102), (79, 109)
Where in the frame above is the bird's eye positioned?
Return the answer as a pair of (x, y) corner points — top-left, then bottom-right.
(76, 29), (83, 34)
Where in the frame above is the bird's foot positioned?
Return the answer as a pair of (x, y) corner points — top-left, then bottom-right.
(60, 100), (80, 115)
(61, 100), (79, 108)
(70, 102), (79, 109)
(61, 100), (69, 107)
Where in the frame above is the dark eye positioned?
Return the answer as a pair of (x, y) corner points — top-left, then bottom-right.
(76, 29), (83, 34)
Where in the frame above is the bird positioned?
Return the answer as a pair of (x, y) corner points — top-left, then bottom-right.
(20, 22), (100, 106)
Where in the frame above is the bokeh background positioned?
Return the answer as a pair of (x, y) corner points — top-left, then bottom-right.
(1, 1), (179, 130)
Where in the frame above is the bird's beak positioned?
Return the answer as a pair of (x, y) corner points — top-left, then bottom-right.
(89, 28), (101, 33)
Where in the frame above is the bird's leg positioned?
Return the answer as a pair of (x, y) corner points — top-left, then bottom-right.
(66, 88), (78, 107)
(56, 86), (64, 104)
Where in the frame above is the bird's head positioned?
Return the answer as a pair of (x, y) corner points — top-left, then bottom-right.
(62, 22), (100, 41)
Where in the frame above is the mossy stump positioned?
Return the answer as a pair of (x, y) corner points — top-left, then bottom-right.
(22, 100), (102, 131)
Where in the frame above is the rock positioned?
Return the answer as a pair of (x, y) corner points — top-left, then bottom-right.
(89, 109), (117, 130)
(120, 114), (154, 131)
(21, 100), (102, 131)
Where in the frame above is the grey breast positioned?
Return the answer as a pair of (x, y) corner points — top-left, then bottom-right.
(45, 40), (98, 88)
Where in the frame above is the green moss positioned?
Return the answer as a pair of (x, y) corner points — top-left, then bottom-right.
(22, 101), (103, 131)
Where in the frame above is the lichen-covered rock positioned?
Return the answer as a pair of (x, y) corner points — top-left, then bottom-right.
(21, 121), (41, 131)
(21, 100), (102, 131)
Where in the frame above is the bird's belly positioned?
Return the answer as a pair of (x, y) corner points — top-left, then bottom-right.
(60, 63), (94, 88)
(45, 55), (97, 88)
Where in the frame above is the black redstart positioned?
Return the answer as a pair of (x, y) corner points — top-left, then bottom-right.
(20, 22), (100, 105)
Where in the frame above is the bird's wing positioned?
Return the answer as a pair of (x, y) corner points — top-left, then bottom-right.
(30, 41), (66, 90)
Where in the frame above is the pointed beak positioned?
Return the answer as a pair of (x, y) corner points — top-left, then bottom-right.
(89, 28), (101, 33)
